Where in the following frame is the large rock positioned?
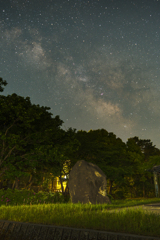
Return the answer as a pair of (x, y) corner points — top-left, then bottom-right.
(68, 160), (111, 205)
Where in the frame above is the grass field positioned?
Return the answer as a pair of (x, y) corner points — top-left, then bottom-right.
(0, 188), (160, 238)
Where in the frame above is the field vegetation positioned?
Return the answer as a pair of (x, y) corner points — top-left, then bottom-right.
(0, 188), (160, 238)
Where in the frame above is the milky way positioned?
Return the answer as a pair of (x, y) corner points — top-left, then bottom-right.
(1, 0), (160, 148)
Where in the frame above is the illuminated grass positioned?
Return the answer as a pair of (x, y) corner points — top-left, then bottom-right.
(0, 188), (160, 237)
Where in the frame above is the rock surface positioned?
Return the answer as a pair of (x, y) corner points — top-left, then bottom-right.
(68, 160), (111, 205)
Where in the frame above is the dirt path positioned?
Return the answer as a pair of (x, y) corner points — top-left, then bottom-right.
(102, 202), (160, 216)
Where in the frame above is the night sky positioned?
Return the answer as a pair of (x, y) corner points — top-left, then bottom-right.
(1, 0), (160, 149)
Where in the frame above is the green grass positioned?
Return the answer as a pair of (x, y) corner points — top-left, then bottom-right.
(0, 188), (160, 237)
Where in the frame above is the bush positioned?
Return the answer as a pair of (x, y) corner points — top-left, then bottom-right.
(114, 190), (125, 200)
(62, 193), (71, 203)
(48, 191), (71, 204)
(107, 194), (114, 201)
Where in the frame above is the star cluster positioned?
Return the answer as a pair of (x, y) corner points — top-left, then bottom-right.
(1, 0), (160, 147)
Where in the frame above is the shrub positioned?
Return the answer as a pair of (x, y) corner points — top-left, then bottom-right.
(114, 190), (125, 200)
(107, 194), (114, 201)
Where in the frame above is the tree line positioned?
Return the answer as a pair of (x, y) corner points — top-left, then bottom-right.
(0, 77), (160, 199)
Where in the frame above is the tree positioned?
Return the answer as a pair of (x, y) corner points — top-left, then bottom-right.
(0, 78), (8, 93)
(127, 137), (160, 173)
(1, 78), (159, 198)
(71, 129), (136, 197)
(124, 138), (146, 198)
(30, 127), (81, 195)
(125, 137), (160, 198)
(130, 136), (160, 161)
(0, 78), (82, 194)
(0, 120), (43, 190)
(0, 90), (66, 188)
(0, 80), (81, 192)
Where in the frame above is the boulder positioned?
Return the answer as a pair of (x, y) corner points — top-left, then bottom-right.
(68, 160), (111, 205)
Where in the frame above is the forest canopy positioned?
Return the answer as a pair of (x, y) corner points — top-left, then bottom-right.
(0, 77), (160, 198)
